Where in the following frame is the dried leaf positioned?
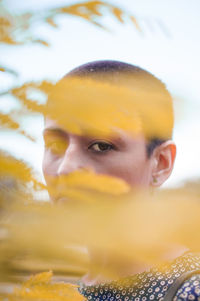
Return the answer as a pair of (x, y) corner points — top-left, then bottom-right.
(2, 271), (85, 301)
(0, 66), (18, 76)
(1, 184), (200, 283)
(57, 1), (140, 31)
(33, 39), (50, 47)
(0, 112), (19, 130)
(130, 15), (142, 32)
(20, 130), (36, 142)
(46, 77), (173, 140)
(46, 170), (130, 202)
(82, 0), (103, 16)
(0, 150), (45, 194)
(11, 84), (47, 114)
(46, 17), (58, 28)
(23, 271), (52, 286)
(112, 7), (124, 23)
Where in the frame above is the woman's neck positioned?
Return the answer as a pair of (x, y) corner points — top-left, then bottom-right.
(82, 252), (151, 286)
(81, 246), (189, 286)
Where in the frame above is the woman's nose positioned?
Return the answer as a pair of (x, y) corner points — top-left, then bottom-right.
(56, 142), (85, 176)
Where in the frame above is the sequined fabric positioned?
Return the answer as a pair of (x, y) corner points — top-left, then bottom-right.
(174, 274), (200, 300)
(79, 253), (200, 300)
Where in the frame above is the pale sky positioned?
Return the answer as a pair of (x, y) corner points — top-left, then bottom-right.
(0, 0), (200, 187)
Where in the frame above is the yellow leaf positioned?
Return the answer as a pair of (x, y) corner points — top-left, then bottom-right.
(33, 39), (50, 47)
(0, 35), (16, 44)
(83, 1), (103, 16)
(0, 112), (36, 142)
(0, 66), (18, 75)
(20, 130), (36, 142)
(112, 7), (124, 23)
(59, 1), (127, 25)
(24, 271), (52, 286)
(0, 17), (12, 28)
(47, 169), (130, 201)
(46, 77), (173, 140)
(10, 271), (85, 301)
(0, 150), (45, 192)
(46, 17), (58, 28)
(11, 84), (46, 114)
(130, 15), (142, 32)
(0, 112), (19, 130)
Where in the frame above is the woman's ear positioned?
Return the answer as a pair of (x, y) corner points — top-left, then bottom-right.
(151, 140), (176, 187)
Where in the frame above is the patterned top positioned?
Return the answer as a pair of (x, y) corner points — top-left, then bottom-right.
(79, 252), (200, 300)
(174, 274), (200, 300)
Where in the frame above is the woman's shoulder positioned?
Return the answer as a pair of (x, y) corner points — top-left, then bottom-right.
(79, 252), (200, 301)
(172, 273), (200, 301)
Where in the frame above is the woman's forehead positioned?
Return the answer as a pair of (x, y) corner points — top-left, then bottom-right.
(45, 117), (58, 128)
(44, 117), (145, 147)
(45, 78), (172, 141)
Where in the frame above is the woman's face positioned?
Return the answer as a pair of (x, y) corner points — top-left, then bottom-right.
(42, 117), (155, 201)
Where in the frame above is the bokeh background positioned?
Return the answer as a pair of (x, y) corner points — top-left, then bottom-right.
(1, 0), (200, 188)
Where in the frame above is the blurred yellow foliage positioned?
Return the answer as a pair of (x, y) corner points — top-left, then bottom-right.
(46, 170), (130, 203)
(0, 271), (85, 301)
(1, 75), (173, 143)
(0, 0), (139, 49)
(0, 180), (200, 282)
(46, 77), (173, 140)
(0, 0), (199, 299)
(0, 151), (45, 207)
(0, 112), (19, 130)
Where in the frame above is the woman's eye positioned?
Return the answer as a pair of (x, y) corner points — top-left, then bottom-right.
(88, 142), (114, 153)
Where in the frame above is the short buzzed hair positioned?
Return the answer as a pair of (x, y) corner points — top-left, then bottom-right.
(64, 60), (174, 157)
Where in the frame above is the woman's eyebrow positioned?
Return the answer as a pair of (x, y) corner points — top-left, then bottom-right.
(86, 134), (125, 147)
(111, 136), (126, 147)
(42, 127), (67, 138)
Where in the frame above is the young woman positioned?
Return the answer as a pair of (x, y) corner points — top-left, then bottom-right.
(42, 60), (200, 300)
